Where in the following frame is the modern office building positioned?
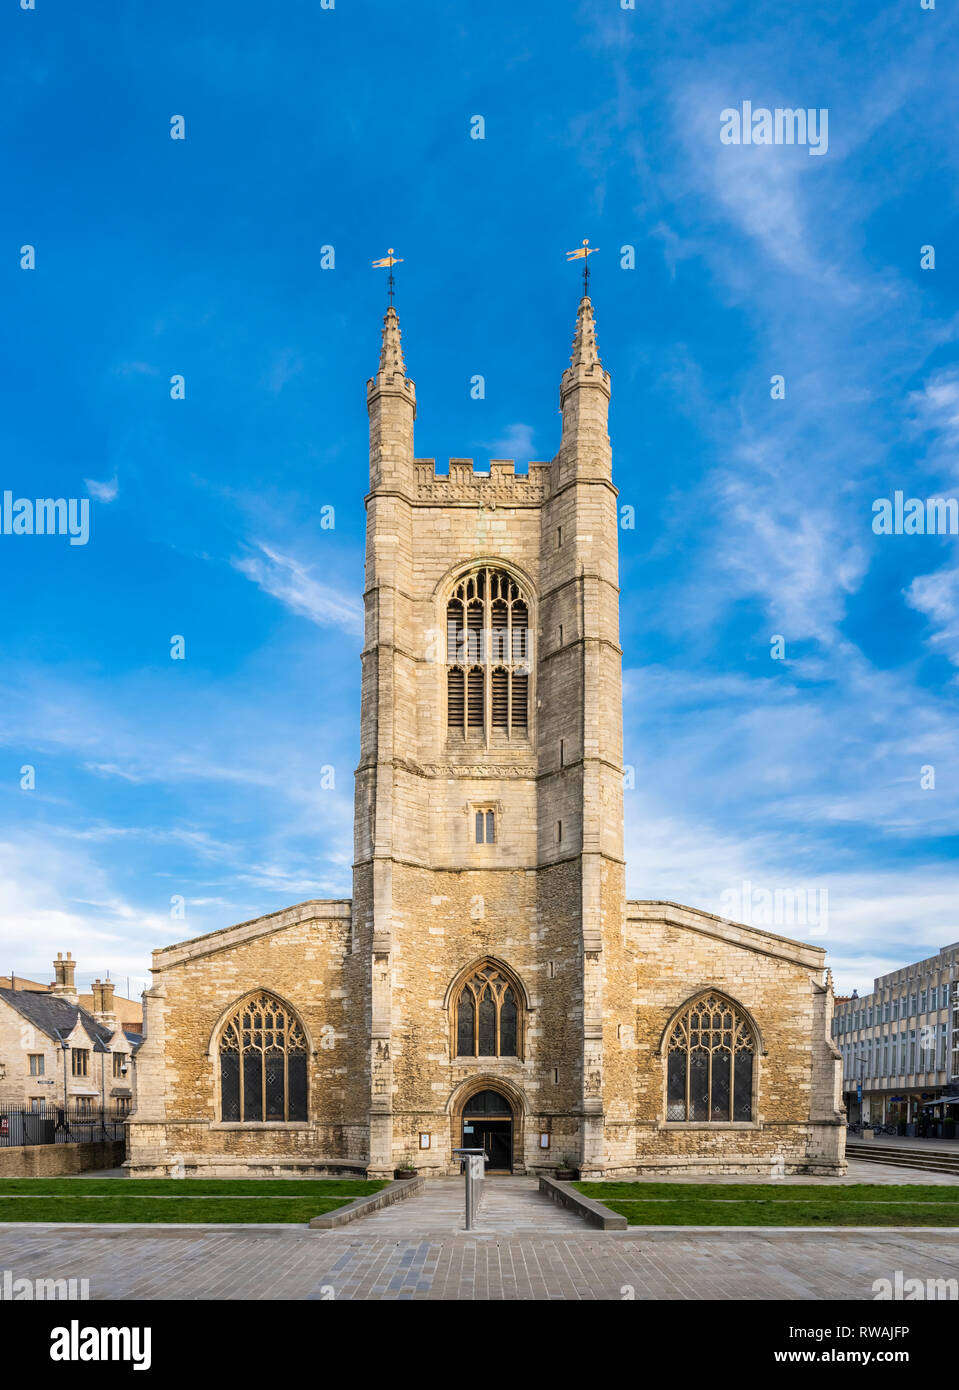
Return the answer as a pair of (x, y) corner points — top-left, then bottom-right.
(832, 942), (959, 1131)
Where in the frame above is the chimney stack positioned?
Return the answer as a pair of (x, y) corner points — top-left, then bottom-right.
(91, 977), (117, 1024)
(51, 951), (79, 1004)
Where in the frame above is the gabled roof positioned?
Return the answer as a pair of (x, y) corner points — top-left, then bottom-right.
(0, 988), (115, 1047)
(153, 898), (352, 970)
(625, 900), (827, 970)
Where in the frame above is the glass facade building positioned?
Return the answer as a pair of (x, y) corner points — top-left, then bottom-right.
(832, 941), (959, 1129)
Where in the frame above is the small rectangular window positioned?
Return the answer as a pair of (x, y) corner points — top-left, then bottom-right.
(112, 1053), (125, 1078)
(71, 1048), (89, 1077)
(557, 526), (562, 547)
(559, 739), (565, 767)
(28, 1054), (44, 1076)
(475, 809), (495, 844)
(486, 810), (495, 844)
(558, 624), (564, 645)
(475, 811), (484, 843)
(556, 820), (563, 843)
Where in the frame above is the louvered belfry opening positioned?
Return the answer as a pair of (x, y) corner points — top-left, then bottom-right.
(446, 568), (530, 741)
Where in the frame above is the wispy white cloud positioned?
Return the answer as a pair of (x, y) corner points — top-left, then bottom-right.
(84, 761), (143, 783)
(0, 839), (169, 984)
(84, 476), (119, 502)
(488, 423), (537, 461)
(624, 802), (959, 995)
(907, 368), (959, 472)
(905, 564), (959, 666)
(259, 348), (303, 395)
(113, 361), (159, 377)
(232, 542), (363, 633)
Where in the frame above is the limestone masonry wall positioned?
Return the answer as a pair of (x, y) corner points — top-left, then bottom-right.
(129, 298), (846, 1180)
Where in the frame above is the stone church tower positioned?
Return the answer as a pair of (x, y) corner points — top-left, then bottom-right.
(356, 295), (624, 1176)
(127, 294), (845, 1180)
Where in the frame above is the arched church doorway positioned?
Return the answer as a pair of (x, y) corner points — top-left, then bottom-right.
(461, 1088), (513, 1172)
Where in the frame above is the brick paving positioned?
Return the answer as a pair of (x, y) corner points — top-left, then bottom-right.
(355, 1176), (588, 1235)
(2, 1168), (959, 1300)
(0, 1221), (957, 1300)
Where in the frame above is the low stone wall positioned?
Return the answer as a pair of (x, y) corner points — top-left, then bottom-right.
(0, 1141), (125, 1178)
(309, 1176), (425, 1229)
(539, 1175), (627, 1230)
(125, 1153), (369, 1179)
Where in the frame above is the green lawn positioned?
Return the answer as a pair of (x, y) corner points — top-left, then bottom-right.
(574, 1181), (959, 1227)
(0, 1177), (387, 1225)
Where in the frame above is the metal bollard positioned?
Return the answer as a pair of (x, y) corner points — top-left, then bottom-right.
(452, 1146), (486, 1231)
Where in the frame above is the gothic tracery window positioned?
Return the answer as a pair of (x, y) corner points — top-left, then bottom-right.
(665, 993), (755, 1122)
(455, 963), (521, 1058)
(219, 993), (308, 1123)
(446, 568), (529, 739)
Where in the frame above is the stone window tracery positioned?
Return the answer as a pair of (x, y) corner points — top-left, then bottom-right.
(665, 993), (756, 1122)
(446, 568), (529, 740)
(219, 992), (308, 1123)
(453, 963), (522, 1058)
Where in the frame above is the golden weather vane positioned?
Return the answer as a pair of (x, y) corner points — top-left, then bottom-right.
(566, 238), (599, 297)
(372, 247), (404, 306)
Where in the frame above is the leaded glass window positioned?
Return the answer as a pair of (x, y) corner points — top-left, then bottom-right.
(474, 808), (496, 844)
(454, 963), (522, 1058)
(665, 994), (756, 1122)
(446, 568), (530, 740)
(219, 993), (308, 1123)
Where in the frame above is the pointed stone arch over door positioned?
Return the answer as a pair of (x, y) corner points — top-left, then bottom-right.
(449, 1075), (527, 1175)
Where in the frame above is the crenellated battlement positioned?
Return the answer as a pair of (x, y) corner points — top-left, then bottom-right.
(413, 457), (551, 502)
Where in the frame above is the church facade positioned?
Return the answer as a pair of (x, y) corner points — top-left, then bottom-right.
(127, 297), (846, 1179)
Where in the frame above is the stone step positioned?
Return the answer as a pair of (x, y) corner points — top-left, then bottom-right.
(847, 1145), (959, 1175)
(849, 1144), (959, 1162)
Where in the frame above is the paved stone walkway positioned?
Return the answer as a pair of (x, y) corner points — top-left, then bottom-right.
(4, 1165), (958, 1299)
(850, 1134), (959, 1151)
(1, 1222), (956, 1300)
(626, 1160), (959, 1186)
(357, 1177), (587, 1235)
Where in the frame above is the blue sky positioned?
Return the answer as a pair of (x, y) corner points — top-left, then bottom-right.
(1, 0), (957, 998)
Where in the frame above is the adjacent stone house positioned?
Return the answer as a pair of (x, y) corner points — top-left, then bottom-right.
(128, 296), (846, 1179)
(0, 955), (140, 1114)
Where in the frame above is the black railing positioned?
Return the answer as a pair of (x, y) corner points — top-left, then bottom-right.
(0, 1102), (129, 1147)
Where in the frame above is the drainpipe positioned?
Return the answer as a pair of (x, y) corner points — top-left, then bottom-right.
(60, 1037), (69, 1116)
